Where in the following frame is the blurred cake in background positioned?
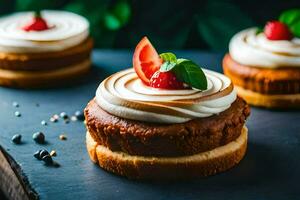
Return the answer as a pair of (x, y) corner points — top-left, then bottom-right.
(0, 10), (93, 88)
(223, 9), (300, 108)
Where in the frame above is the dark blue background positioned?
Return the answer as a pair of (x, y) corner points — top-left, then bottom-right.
(0, 50), (299, 199)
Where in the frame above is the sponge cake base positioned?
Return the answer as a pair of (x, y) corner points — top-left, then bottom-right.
(86, 126), (248, 179)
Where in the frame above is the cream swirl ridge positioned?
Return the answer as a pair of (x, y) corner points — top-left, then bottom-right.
(229, 28), (300, 68)
(95, 68), (237, 123)
(0, 10), (89, 53)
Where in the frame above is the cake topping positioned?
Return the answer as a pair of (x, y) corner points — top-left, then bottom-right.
(150, 71), (184, 89)
(133, 37), (207, 90)
(133, 37), (162, 85)
(0, 10), (89, 53)
(22, 11), (50, 32)
(264, 21), (293, 40)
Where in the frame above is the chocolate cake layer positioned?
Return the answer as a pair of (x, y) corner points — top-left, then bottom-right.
(0, 37), (93, 71)
(223, 54), (300, 95)
(85, 97), (250, 157)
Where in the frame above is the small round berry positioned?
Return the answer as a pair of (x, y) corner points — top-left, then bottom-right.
(264, 21), (293, 40)
(60, 112), (68, 119)
(41, 120), (47, 126)
(39, 150), (49, 159)
(74, 111), (85, 121)
(14, 111), (21, 117)
(34, 150), (42, 160)
(11, 134), (22, 144)
(32, 132), (45, 144)
(12, 102), (19, 107)
(42, 155), (53, 165)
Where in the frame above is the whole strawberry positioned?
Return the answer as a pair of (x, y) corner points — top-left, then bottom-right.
(150, 71), (184, 89)
(22, 11), (49, 32)
(264, 21), (293, 40)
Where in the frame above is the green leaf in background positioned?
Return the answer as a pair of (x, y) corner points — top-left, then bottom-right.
(279, 9), (300, 38)
(279, 9), (300, 26)
(159, 53), (177, 63)
(173, 60), (207, 90)
(104, 13), (121, 30)
(104, 0), (131, 31)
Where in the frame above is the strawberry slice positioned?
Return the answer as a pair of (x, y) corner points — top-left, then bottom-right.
(133, 37), (163, 85)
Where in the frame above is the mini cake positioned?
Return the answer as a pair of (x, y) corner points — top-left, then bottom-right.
(223, 10), (300, 108)
(0, 10), (93, 88)
(85, 37), (250, 179)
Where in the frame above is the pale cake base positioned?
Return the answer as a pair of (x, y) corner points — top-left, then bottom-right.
(0, 59), (91, 88)
(86, 126), (248, 179)
(236, 86), (300, 108)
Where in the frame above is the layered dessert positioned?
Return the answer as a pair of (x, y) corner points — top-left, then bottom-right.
(85, 37), (250, 179)
(0, 10), (92, 88)
(223, 9), (300, 108)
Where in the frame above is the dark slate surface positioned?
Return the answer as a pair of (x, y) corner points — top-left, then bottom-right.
(0, 50), (299, 200)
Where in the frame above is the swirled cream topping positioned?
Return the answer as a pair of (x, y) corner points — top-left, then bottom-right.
(95, 68), (237, 123)
(0, 10), (89, 53)
(229, 28), (300, 68)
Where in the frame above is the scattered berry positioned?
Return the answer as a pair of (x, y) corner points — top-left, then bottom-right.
(71, 116), (77, 121)
(59, 134), (67, 140)
(41, 120), (47, 126)
(74, 111), (85, 121)
(50, 150), (57, 157)
(42, 154), (53, 165)
(14, 111), (21, 117)
(39, 149), (49, 158)
(32, 132), (45, 144)
(64, 119), (70, 124)
(50, 117), (58, 122)
(34, 150), (42, 160)
(264, 21), (293, 40)
(12, 102), (19, 107)
(11, 134), (22, 144)
(60, 112), (68, 119)
(150, 71), (184, 89)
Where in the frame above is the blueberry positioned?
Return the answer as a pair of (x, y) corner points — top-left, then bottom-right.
(11, 134), (22, 144)
(74, 110), (84, 121)
(39, 150), (49, 158)
(34, 150), (42, 160)
(60, 112), (68, 119)
(32, 132), (45, 144)
(12, 102), (19, 107)
(14, 111), (21, 117)
(42, 155), (53, 165)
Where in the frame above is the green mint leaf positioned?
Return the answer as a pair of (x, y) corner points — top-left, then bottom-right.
(279, 9), (300, 38)
(159, 52), (177, 63)
(290, 21), (300, 37)
(279, 9), (300, 26)
(160, 61), (177, 72)
(173, 60), (207, 90)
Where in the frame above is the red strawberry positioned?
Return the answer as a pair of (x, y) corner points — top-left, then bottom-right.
(264, 21), (293, 40)
(149, 71), (184, 89)
(22, 12), (49, 32)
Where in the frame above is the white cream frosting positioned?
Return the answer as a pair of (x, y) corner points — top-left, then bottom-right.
(95, 68), (237, 123)
(229, 28), (300, 68)
(0, 10), (89, 53)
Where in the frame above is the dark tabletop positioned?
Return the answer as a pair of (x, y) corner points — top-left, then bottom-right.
(0, 50), (299, 200)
